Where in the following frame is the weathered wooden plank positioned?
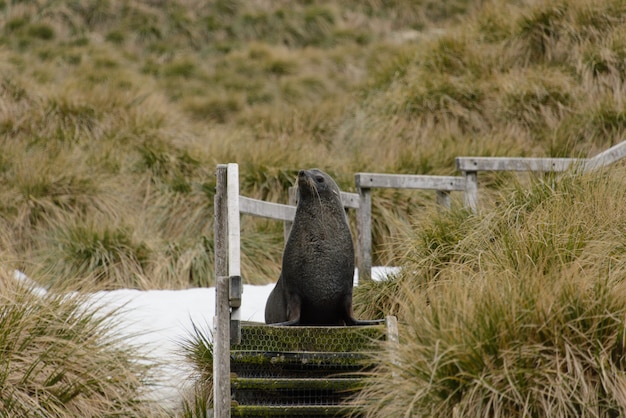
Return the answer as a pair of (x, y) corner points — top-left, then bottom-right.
(213, 166), (230, 418)
(385, 315), (399, 346)
(455, 157), (577, 172)
(239, 196), (296, 221)
(213, 276), (231, 418)
(227, 164), (241, 277)
(463, 171), (478, 213)
(436, 190), (451, 209)
(213, 164), (230, 418)
(227, 165), (241, 342)
(214, 165), (228, 280)
(584, 140), (626, 172)
(239, 194), (357, 220)
(355, 173), (465, 191)
(456, 141), (626, 172)
(341, 191), (360, 208)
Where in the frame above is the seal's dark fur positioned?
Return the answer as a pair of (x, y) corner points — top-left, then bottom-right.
(265, 169), (376, 326)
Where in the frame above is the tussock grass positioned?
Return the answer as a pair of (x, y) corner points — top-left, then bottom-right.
(353, 166), (626, 416)
(34, 221), (152, 290)
(0, 269), (163, 417)
(179, 322), (214, 417)
(353, 0), (626, 165)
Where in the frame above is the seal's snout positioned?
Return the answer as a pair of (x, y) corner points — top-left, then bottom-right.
(297, 169), (314, 194)
(297, 170), (309, 185)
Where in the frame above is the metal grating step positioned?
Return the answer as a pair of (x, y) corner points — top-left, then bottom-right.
(228, 320), (395, 417)
(231, 377), (363, 406)
(231, 351), (371, 378)
(233, 323), (386, 353)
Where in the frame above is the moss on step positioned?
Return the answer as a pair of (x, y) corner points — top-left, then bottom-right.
(231, 351), (369, 367)
(230, 351), (371, 379)
(231, 404), (355, 417)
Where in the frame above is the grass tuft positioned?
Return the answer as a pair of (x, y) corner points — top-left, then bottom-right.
(36, 223), (151, 289)
(0, 270), (163, 416)
(179, 321), (214, 417)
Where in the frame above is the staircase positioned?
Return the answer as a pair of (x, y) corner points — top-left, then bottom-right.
(229, 320), (395, 417)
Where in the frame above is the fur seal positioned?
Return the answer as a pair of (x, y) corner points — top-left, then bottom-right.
(265, 168), (380, 326)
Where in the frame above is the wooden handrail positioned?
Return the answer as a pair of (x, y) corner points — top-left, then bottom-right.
(455, 157), (577, 172)
(239, 196), (296, 221)
(584, 141), (626, 171)
(355, 173), (465, 191)
(455, 140), (626, 212)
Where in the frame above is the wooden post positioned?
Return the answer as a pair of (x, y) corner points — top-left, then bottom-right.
(355, 178), (372, 284)
(226, 164), (241, 343)
(214, 165), (228, 282)
(213, 165), (230, 418)
(385, 315), (399, 345)
(463, 171), (478, 213)
(385, 315), (400, 380)
(213, 275), (230, 417)
(226, 163), (241, 279)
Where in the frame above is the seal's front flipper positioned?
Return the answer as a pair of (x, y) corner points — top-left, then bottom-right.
(267, 294), (301, 325)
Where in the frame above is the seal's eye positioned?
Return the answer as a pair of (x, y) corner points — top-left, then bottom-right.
(315, 176), (324, 183)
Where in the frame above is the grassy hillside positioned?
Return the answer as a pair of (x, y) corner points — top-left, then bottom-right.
(0, 0), (471, 288)
(1, 0), (625, 290)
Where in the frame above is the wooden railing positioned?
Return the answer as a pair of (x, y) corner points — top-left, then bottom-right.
(354, 173), (466, 283)
(456, 141), (626, 211)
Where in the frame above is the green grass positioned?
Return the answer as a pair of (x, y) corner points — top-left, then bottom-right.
(179, 321), (214, 417)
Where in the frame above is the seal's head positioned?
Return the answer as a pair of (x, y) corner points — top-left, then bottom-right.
(297, 169), (341, 202)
